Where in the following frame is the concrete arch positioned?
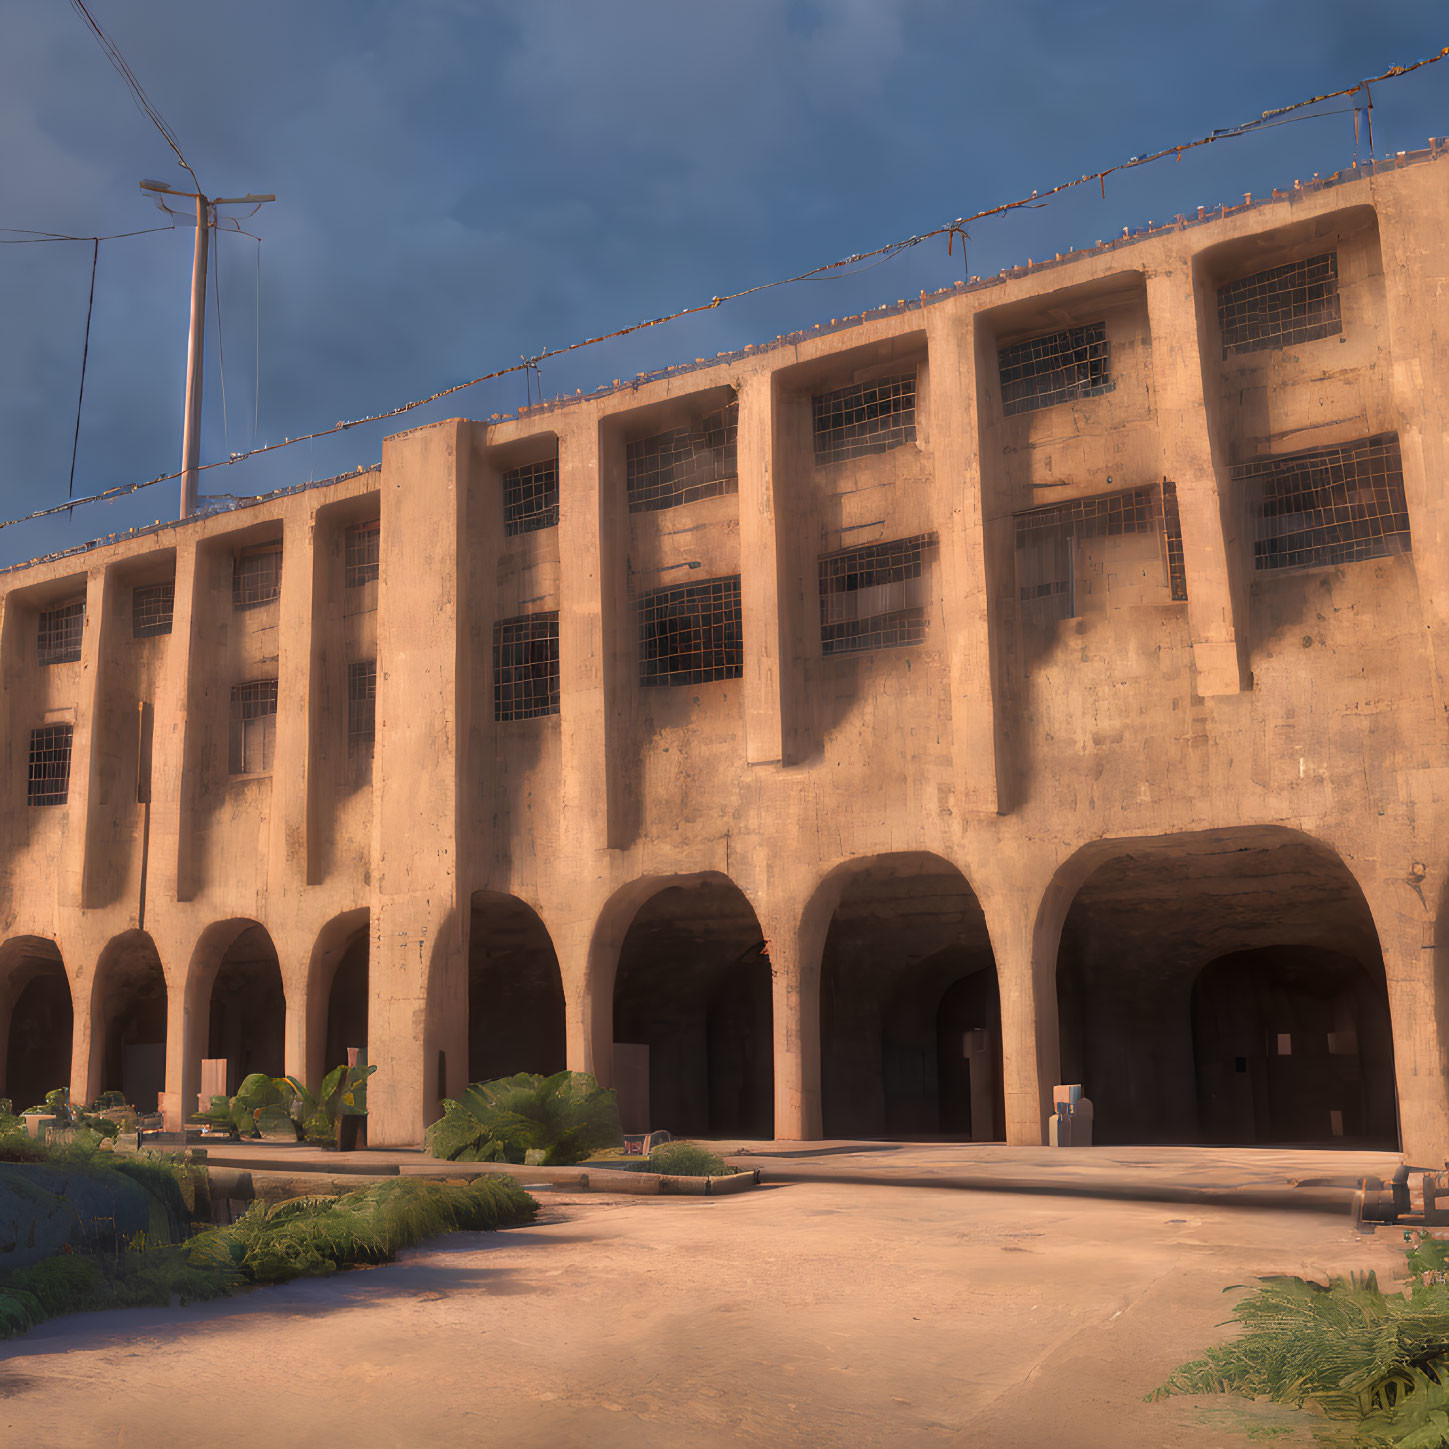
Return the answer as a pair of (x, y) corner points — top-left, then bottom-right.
(468, 890), (565, 1085)
(183, 918), (286, 1103)
(0, 935), (70, 1112)
(303, 908), (370, 1089)
(586, 871), (772, 1138)
(86, 929), (167, 1110)
(804, 852), (1003, 1141)
(1043, 824), (1395, 1148)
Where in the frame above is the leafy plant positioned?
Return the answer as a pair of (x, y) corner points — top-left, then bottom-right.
(648, 1141), (734, 1178)
(190, 1073), (298, 1139)
(425, 1071), (622, 1166)
(280, 1059), (377, 1144)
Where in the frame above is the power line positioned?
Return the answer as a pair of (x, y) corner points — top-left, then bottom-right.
(0, 225), (175, 245)
(5, 44), (1447, 540)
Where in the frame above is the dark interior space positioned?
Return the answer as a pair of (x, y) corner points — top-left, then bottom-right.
(208, 924), (286, 1094)
(324, 928), (369, 1074)
(468, 891), (566, 1084)
(3, 945), (71, 1111)
(97, 932), (167, 1109)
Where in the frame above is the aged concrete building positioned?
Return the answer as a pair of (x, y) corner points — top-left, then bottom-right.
(3, 145), (1449, 1159)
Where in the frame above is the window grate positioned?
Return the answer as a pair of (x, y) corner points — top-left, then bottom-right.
(493, 613), (560, 721)
(504, 456), (560, 535)
(639, 576), (743, 687)
(998, 322), (1111, 416)
(347, 659), (377, 746)
(37, 600), (85, 665)
(27, 724), (73, 806)
(1234, 432), (1410, 574)
(818, 534), (936, 655)
(233, 547), (282, 609)
(229, 679), (278, 774)
(812, 374), (916, 465)
(1014, 487), (1159, 627)
(344, 522), (380, 588)
(1160, 480), (1189, 602)
(132, 582), (174, 638)
(1218, 252), (1341, 356)
(626, 403), (738, 512)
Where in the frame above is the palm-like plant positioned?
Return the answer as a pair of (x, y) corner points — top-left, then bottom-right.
(425, 1071), (622, 1166)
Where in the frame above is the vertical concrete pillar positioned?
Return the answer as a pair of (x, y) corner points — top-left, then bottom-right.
(1145, 262), (1251, 695)
(59, 566), (107, 910)
(68, 966), (95, 1110)
(768, 914), (825, 1142)
(154, 541), (198, 904)
(283, 963), (311, 1088)
(926, 310), (1001, 812)
(737, 371), (786, 766)
(168, 960), (205, 1133)
(268, 513), (315, 899)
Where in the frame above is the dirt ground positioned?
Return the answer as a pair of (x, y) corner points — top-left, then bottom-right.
(0, 1179), (1412, 1449)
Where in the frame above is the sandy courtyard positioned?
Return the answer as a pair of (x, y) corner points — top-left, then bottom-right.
(0, 1179), (1409, 1448)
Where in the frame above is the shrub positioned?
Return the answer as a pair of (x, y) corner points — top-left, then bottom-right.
(648, 1141), (734, 1178)
(425, 1071), (622, 1166)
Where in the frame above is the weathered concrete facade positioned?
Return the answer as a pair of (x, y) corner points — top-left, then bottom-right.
(5, 148), (1449, 1159)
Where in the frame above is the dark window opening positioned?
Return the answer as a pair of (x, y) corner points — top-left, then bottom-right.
(344, 522), (380, 588)
(639, 576), (743, 687)
(27, 724), (73, 806)
(493, 613), (559, 721)
(348, 659), (377, 747)
(229, 679), (278, 774)
(819, 533), (936, 655)
(504, 456), (560, 535)
(37, 601), (85, 665)
(233, 547), (282, 609)
(998, 322), (1111, 416)
(1236, 433), (1410, 574)
(131, 582), (174, 638)
(1218, 252), (1341, 356)
(626, 402), (738, 512)
(812, 374), (917, 465)
(1160, 480), (1189, 603)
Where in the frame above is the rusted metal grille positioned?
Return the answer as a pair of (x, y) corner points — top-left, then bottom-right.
(818, 533), (936, 655)
(1160, 480), (1189, 602)
(1218, 252), (1341, 356)
(344, 522), (380, 587)
(229, 679), (278, 774)
(626, 403), (738, 512)
(27, 724), (73, 806)
(131, 582), (174, 638)
(1235, 432), (1410, 573)
(504, 455), (560, 535)
(998, 322), (1111, 416)
(493, 613), (560, 721)
(348, 659), (377, 745)
(812, 374), (916, 465)
(1014, 487), (1158, 627)
(639, 576), (743, 687)
(36, 600), (85, 665)
(233, 547), (282, 608)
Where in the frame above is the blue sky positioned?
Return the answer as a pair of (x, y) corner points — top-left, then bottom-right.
(2, 0), (1447, 568)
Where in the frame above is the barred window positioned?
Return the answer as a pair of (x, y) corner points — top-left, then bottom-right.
(504, 456), (560, 535)
(812, 374), (916, 465)
(818, 534), (935, 655)
(348, 659), (376, 747)
(626, 403), (738, 512)
(27, 724), (73, 807)
(1235, 433), (1409, 574)
(229, 679), (278, 774)
(1160, 480), (1189, 603)
(1015, 487), (1160, 627)
(345, 522), (380, 588)
(132, 582), (174, 638)
(233, 547), (282, 609)
(493, 613), (560, 721)
(998, 322), (1111, 416)
(639, 576), (743, 687)
(1218, 252), (1341, 356)
(37, 601), (84, 665)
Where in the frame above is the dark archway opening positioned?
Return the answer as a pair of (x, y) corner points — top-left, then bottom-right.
(821, 859), (1004, 1140)
(612, 878), (773, 1138)
(3, 945), (71, 1111)
(324, 928), (369, 1073)
(96, 933), (167, 1110)
(209, 925), (285, 1095)
(1055, 831), (1399, 1148)
(468, 892), (565, 1084)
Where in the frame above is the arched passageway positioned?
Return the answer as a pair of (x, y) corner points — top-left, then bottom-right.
(820, 855), (1004, 1140)
(206, 923), (286, 1095)
(468, 892), (565, 1084)
(91, 931), (167, 1110)
(1054, 829), (1399, 1148)
(306, 910), (369, 1084)
(0, 938), (71, 1111)
(611, 877), (772, 1139)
